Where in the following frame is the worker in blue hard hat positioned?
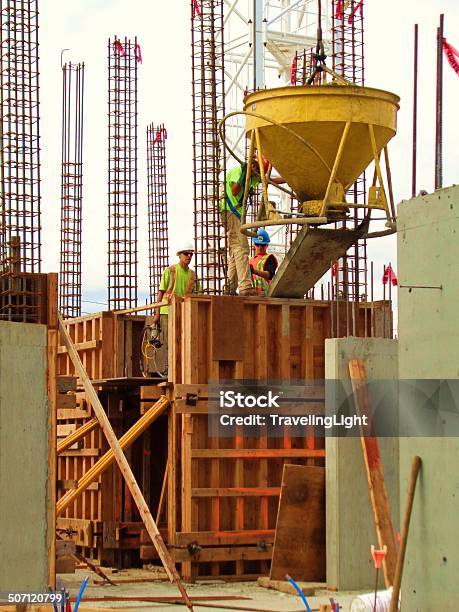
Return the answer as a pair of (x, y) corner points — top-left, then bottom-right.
(249, 228), (278, 296)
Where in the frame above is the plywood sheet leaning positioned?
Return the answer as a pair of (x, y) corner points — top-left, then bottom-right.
(270, 464), (326, 582)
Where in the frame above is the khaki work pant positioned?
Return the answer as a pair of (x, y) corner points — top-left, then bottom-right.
(221, 211), (253, 293)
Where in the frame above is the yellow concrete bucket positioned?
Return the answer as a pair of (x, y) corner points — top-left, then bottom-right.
(243, 84), (400, 221)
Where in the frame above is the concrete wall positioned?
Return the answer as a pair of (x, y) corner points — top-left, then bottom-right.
(325, 337), (399, 590)
(397, 186), (459, 609)
(0, 322), (51, 591)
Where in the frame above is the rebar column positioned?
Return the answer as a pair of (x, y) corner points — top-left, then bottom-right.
(146, 123), (169, 302)
(331, 0), (367, 303)
(191, 0), (226, 294)
(60, 61), (84, 319)
(0, 0), (42, 321)
(107, 36), (140, 310)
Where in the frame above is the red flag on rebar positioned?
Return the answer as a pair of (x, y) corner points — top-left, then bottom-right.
(290, 52), (298, 86)
(134, 44), (142, 63)
(113, 40), (125, 56)
(347, 0), (363, 24)
(192, 0), (202, 18)
(332, 261), (338, 277)
(382, 264), (398, 286)
(443, 38), (459, 76)
(335, 0), (344, 20)
(152, 127), (168, 144)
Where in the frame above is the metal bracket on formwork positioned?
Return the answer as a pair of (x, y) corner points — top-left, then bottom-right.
(185, 393), (198, 406)
(399, 284), (443, 292)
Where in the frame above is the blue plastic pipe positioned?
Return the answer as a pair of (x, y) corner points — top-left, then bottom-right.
(286, 574), (311, 612)
(73, 576), (89, 612)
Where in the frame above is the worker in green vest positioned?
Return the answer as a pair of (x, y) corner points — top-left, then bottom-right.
(153, 241), (201, 323)
(220, 156), (284, 296)
(249, 228), (278, 296)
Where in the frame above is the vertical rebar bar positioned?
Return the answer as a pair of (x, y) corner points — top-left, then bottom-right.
(435, 14), (444, 190)
(60, 61), (84, 319)
(107, 36), (139, 310)
(331, 0), (367, 304)
(191, 0), (226, 294)
(147, 123), (169, 302)
(0, 0), (42, 321)
(412, 24), (418, 198)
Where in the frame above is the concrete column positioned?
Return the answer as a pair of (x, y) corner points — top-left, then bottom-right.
(0, 322), (50, 591)
(325, 337), (399, 590)
(397, 186), (459, 609)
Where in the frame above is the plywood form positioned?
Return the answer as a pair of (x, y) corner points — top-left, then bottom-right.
(55, 296), (392, 573)
(169, 295), (392, 384)
(58, 312), (146, 380)
(158, 384), (325, 581)
(270, 464), (326, 582)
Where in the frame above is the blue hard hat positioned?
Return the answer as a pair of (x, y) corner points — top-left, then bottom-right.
(252, 228), (270, 245)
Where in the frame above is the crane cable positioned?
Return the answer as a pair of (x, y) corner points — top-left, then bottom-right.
(307, 0), (327, 85)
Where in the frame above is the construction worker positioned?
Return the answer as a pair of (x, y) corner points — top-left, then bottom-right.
(249, 228), (278, 296)
(153, 242), (200, 323)
(148, 243), (200, 374)
(220, 156), (284, 296)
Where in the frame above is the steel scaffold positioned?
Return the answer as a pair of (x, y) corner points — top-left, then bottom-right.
(146, 123), (169, 302)
(0, 0), (42, 321)
(107, 36), (140, 310)
(191, 0), (227, 294)
(60, 61), (84, 319)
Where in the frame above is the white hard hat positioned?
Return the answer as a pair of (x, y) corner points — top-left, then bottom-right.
(176, 241), (195, 255)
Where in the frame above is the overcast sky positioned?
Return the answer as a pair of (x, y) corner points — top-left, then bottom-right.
(38, 1), (459, 312)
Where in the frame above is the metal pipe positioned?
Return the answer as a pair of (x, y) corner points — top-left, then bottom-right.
(435, 14), (444, 190)
(412, 24), (418, 198)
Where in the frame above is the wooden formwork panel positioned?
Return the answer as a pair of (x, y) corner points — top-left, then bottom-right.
(163, 295), (392, 580)
(57, 311), (147, 380)
(56, 392), (103, 558)
(169, 296), (392, 385)
(58, 312), (115, 380)
(164, 384), (325, 581)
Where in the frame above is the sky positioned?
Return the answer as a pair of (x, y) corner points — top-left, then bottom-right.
(38, 0), (459, 313)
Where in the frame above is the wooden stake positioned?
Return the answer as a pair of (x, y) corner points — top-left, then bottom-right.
(348, 359), (397, 587)
(58, 314), (195, 611)
(389, 456), (422, 612)
(156, 460), (169, 524)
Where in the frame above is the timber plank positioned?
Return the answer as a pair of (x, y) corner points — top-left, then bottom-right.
(191, 487), (281, 497)
(191, 449), (325, 459)
(175, 530), (275, 547)
(169, 546), (273, 563)
(270, 464), (326, 582)
(210, 296), (245, 361)
(348, 359), (397, 588)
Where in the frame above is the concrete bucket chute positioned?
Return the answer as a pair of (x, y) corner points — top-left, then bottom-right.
(219, 82), (400, 297)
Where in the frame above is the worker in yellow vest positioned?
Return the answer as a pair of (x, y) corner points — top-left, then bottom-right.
(153, 241), (201, 323)
(147, 242), (201, 375)
(249, 229), (278, 296)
